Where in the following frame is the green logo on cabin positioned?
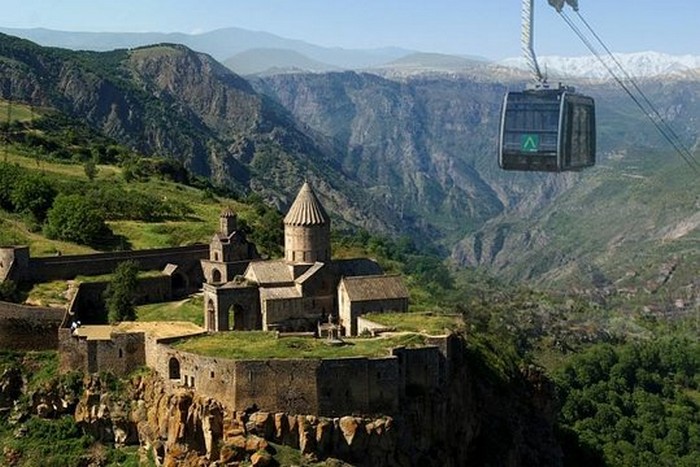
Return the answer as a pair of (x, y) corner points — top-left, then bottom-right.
(521, 134), (539, 152)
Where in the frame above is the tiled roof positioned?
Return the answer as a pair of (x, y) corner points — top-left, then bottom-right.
(260, 286), (302, 300)
(283, 182), (330, 226)
(245, 260), (294, 285)
(340, 275), (409, 302)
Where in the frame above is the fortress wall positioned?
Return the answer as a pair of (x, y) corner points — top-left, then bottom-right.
(367, 357), (401, 414)
(425, 334), (464, 384)
(58, 329), (146, 375)
(393, 346), (443, 397)
(0, 246), (29, 282)
(234, 359), (322, 414)
(28, 244), (209, 282)
(0, 300), (65, 349)
(58, 328), (88, 373)
(71, 275), (174, 324)
(92, 332), (146, 375)
(147, 339), (237, 406)
(317, 358), (370, 416)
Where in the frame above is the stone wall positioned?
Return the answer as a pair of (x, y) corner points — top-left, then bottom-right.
(341, 297), (409, 336)
(0, 300), (65, 350)
(142, 338), (442, 417)
(0, 246), (29, 282)
(392, 346), (443, 398)
(17, 244), (208, 283)
(58, 328), (146, 375)
(70, 275), (174, 324)
(146, 335), (237, 403)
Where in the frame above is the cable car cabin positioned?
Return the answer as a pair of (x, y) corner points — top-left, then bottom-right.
(499, 88), (596, 172)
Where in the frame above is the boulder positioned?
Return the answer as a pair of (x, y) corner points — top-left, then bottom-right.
(251, 449), (273, 467)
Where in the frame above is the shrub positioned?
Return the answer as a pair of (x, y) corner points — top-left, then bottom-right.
(44, 194), (112, 246)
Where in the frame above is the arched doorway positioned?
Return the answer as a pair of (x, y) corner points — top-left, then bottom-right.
(168, 357), (181, 380)
(207, 299), (216, 331)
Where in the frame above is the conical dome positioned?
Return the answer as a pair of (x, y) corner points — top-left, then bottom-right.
(283, 182), (330, 226)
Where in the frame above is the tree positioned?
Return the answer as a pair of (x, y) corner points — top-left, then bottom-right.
(44, 194), (112, 246)
(104, 260), (139, 323)
(10, 173), (56, 221)
(83, 158), (98, 180)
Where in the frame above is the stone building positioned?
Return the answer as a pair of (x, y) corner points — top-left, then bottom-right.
(200, 208), (259, 285)
(203, 182), (409, 335)
(338, 275), (409, 336)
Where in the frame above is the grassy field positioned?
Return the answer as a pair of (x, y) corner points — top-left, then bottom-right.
(136, 295), (204, 326)
(362, 311), (464, 335)
(0, 99), (41, 123)
(0, 150), (238, 254)
(173, 331), (428, 359)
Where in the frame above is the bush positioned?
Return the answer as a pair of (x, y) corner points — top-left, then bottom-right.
(0, 280), (19, 302)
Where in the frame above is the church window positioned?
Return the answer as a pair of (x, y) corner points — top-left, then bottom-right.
(118, 348), (123, 358)
(210, 371), (215, 378)
(214, 252), (219, 261)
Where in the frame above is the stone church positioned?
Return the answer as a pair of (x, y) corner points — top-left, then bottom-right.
(202, 182), (409, 335)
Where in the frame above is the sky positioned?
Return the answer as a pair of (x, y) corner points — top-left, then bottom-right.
(1, 0), (699, 60)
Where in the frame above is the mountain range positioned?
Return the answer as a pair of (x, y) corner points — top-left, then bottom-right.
(4, 26), (700, 80)
(0, 29), (698, 309)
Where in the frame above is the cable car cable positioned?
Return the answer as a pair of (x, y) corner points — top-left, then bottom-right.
(557, 11), (700, 174)
(573, 10), (700, 171)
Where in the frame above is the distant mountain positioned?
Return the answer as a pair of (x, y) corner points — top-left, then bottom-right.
(368, 52), (489, 75)
(0, 26), (413, 70)
(0, 33), (402, 234)
(500, 51), (700, 79)
(224, 48), (338, 76)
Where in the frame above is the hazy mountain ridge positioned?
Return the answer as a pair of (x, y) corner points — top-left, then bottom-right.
(0, 26), (412, 70)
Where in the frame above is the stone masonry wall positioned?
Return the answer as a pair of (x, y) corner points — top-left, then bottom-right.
(26, 244), (208, 282)
(234, 359), (321, 414)
(142, 338), (439, 417)
(70, 276), (174, 324)
(58, 329), (146, 375)
(0, 300), (65, 350)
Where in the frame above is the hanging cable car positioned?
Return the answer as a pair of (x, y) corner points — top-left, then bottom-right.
(499, 0), (596, 172)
